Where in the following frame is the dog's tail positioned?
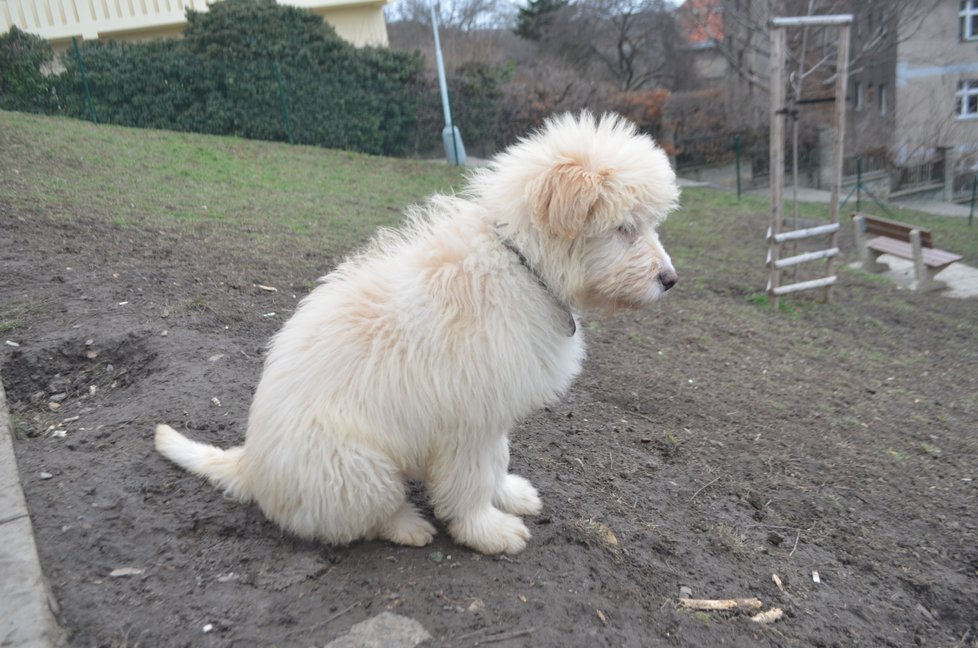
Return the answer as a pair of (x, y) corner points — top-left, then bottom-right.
(154, 424), (249, 501)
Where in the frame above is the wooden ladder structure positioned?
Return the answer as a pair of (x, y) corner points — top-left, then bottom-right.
(766, 15), (852, 308)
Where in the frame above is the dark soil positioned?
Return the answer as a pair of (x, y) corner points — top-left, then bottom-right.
(2, 198), (977, 647)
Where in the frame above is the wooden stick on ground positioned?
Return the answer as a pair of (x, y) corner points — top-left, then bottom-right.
(751, 608), (784, 624)
(475, 628), (536, 645)
(678, 597), (763, 611)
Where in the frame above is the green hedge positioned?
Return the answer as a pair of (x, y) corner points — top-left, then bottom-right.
(5, 0), (427, 156)
(0, 1), (513, 157)
(0, 27), (59, 113)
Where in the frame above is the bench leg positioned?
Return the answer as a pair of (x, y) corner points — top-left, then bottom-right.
(910, 266), (948, 292)
(908, 230), (946, 292)
(861, 248), (889, 273)
(909, 269), (947, 292)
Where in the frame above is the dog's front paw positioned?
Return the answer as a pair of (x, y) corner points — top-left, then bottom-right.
(495, 474), (543, 516)
(450, 508), (531, 555)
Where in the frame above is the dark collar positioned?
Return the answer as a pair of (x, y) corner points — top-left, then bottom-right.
(496, 232), (577, 337)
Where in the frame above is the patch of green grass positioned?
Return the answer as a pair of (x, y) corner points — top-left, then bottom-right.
(8, 412), (29, 440)
(0, 320), (20, 334)
(919, 442), (942, 457)
(662, 428), (679, 447)
(713, 523), (748, 556)
(0, 111), (465, 257)
(0, 300), (50, 333)
(575, 518), (621, 553)
(885, 448), (906, 461)
(746, 292), (798, 315)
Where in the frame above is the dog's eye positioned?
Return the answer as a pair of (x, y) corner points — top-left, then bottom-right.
(617, 224), (637, 240)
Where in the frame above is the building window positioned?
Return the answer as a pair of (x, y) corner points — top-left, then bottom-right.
(957, 79), (978, 118)
(962, 0), (978, 40)
(880, 84), (888, 115)
(854, 81), (864, 111)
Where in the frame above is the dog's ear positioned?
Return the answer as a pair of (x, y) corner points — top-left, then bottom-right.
(527, 162), (614, 240)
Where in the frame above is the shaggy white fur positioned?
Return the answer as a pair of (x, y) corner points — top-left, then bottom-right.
(155, 112), (680, 554)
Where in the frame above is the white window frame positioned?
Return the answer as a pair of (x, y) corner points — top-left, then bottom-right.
(957, 79), (978, 118)
(880, 84), (888, 116)
(854, 81), (864, 111)
(962, 0), (978, 41)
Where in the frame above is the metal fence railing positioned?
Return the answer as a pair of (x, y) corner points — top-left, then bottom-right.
(894, 158), (945, 192)
(674, 132), (744, 169)
(953, 171), (977, 202)
(843, 152), (886, 178)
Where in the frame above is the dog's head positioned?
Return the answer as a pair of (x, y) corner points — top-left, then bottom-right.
(475, 112), (680, 311)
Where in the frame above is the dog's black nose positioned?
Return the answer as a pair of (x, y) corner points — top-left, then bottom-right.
(659, 270), (678, 291)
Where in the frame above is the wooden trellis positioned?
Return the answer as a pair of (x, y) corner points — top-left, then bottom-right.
(767, 15), (852, 307)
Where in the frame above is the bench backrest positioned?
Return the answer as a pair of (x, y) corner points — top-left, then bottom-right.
(852, 212), (933, 248)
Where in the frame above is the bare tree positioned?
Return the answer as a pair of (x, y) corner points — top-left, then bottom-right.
(703, 0), (942, 94)
(685, 0), (943, 137)
(385, 0), (516, 31)
(537, 0), (694, 91)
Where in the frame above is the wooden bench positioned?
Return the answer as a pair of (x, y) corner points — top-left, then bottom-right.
(852, 213), (963, 292)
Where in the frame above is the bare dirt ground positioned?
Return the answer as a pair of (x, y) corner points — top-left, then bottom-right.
(2, 197), (977, 647)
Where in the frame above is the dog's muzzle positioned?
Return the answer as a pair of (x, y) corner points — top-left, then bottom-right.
(659, 270), (679, 291)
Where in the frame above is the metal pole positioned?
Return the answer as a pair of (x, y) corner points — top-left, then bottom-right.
(274, 63), (294, 145)
(856, 157), (862, 212)
(970, 176), (976, 227)
(735, 133), (742, 201)
(430, 3), (465, 166)
(431, 4), (451, 133)
(71, 37), (98, 124)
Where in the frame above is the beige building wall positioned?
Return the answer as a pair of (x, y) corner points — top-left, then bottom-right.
(894, 0), (978, 162)
(0, 0), (389, 49)
(300, 0), (388, 47)
(690, 45), (727, 84)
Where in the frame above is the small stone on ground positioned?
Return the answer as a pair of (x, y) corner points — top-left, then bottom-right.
(323, 612), (431, 648)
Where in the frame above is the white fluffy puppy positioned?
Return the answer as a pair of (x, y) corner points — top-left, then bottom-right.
(156, 112), (680, 554)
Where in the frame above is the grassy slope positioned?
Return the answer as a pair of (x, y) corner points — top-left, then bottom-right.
(0, 111), (466, 256)
(2, 109), (974, 270)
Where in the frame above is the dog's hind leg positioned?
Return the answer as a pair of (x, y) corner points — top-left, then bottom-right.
(427, 436), (531, 555)
(369, 501), (436, 547)
(252, 438), (410, 547)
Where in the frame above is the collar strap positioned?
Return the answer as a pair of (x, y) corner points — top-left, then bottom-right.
(497, 233), (577, 337)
